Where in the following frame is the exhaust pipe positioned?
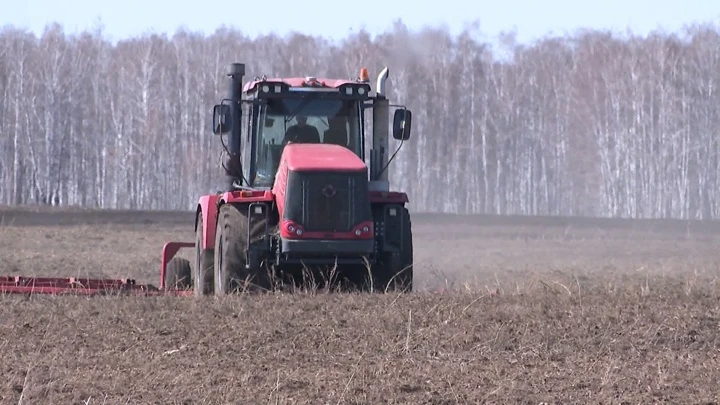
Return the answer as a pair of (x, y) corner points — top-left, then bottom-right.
(376, 67), (389, 98)
(225, 62), (245, 190)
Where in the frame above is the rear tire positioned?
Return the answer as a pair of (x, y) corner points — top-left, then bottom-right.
(194, 212), (214, 296)
(214, 203), (271, 294)
(373, 208), (413, 293)
(165, 257), (192, 290)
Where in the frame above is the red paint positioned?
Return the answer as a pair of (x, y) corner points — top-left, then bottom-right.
(272, 156), (290, 221)
(1, 240), (199, 296)
(0, 275), (192, 296)
(159, 241), (195, 290)
(280, 219), (374, 240)
(369, 191), (409, 204)
(197, 194), (219, 250)
(222, 189), (274, 204)
(282, 143), (367, 172)
(243, 77), (360, 93)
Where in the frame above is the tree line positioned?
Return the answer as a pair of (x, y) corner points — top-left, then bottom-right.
(1, 21), (719, 219)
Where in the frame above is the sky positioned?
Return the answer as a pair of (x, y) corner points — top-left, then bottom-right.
(1, 0), (720, 45)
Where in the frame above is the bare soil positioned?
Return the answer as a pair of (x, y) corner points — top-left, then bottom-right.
(1, 206), (719, 404)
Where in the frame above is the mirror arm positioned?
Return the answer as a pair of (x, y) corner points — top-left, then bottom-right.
(374, 138), (405, 180)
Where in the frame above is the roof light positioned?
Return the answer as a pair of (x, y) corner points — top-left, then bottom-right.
(359, 68), (369, 82)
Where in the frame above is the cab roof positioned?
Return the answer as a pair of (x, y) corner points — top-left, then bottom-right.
(243, 77), (361, 93)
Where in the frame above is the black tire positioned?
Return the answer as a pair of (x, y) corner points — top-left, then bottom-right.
(194, 212), (214, 296)
(373, 208), (414, 293)
(164, 257), (192, 291)
(214, 203), (271, 294)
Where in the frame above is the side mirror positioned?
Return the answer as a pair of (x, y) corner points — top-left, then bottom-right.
(392, 109), (412, 141)
(212, 104), (231, 134)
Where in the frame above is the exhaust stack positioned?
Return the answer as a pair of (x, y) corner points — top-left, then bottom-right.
(225, 63), (245, 189)
(370, 67), (390, 188)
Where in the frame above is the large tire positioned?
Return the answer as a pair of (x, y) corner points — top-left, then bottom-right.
(374, 208), (414, 293)
(164, 257), (192, 291)
(214, 203), (271, 294)
(194, 212), (214, 296)
(392, 209), (413, 292)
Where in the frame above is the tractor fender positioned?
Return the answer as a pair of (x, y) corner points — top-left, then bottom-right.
(196, 190), (275, 250)
(196, 194), (220, 250)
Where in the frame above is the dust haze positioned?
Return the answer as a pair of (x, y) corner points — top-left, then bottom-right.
(1, 207), (719, 403)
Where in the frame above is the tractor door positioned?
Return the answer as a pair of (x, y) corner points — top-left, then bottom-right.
(240, 101), (254, 187)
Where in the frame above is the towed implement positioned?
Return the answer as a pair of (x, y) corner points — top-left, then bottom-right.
(1, 62), (414, 296)
(0, 242), (195, 296)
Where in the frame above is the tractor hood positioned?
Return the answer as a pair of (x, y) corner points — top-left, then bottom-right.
(271, 143), (371, 236)
(277, 143), (367, 173)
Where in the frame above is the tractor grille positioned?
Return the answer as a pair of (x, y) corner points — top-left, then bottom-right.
(304, 173), (353, 232)
(285, 170), (371, 233)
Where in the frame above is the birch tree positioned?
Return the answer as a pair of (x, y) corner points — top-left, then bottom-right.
(2, 22), (720, 219)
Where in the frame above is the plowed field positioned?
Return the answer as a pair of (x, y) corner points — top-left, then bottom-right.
(1, 206), (719, 404)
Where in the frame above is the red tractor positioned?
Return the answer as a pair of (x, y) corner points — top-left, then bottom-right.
(0, 62), (413, 296)
(161, 62), (414, 295)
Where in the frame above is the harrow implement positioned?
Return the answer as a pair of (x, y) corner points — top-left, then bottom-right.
(0, 242), (195, 297)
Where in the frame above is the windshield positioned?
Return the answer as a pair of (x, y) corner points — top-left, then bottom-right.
(253, 97), (363, 187)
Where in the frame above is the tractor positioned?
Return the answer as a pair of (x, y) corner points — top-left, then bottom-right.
(167, 62), (415, 295)
(0, 62), (414, 296)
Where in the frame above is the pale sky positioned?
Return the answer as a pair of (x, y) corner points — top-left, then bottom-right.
(1, 0), (719, 45)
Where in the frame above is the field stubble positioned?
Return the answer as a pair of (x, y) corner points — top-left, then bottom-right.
(0, 207), (719, 404)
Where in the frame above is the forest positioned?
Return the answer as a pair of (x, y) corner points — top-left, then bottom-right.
(1, 20), (720, 219)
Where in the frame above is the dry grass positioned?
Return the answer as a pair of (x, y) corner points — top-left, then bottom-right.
(1, 207), (720, 403)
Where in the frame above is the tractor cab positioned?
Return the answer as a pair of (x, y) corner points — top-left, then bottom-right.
(246, 79), (366, 187)
(212, 67), (412, 192)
